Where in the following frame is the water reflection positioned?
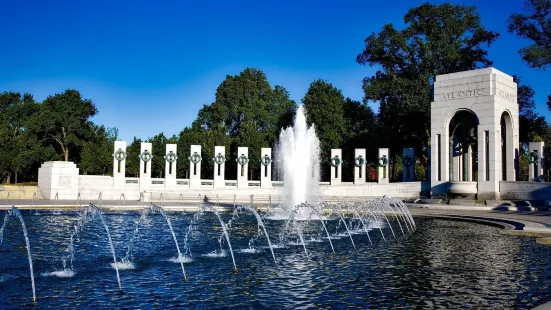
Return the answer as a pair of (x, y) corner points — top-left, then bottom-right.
(1, 215), (550, 309)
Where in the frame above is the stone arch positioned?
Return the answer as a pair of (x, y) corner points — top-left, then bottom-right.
(447, 110), (479, 182)
(500, 110), (515, 181)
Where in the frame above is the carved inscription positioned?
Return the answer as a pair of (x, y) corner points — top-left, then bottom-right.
(496, 89), (516, 102)
(57, 176), (72, 188)
(500, 182), (550, 200)
(395, 183), (421, 195)
(440, 89), (483, 100)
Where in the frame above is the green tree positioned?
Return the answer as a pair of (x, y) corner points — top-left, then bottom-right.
(176, 127), (200, 179)
(514, 75), (548, 142)
(29, 89), (97, 162)
(126, 137), (142, 177)
(191, 68), (296, 180)
(302, 79), (347, 180)
(508, 0), (551, 69)
(341, 98), (379, 181)
(79, 125), (118, 175)
(0, 92), (43, 183)
(357, 2), (499, 162)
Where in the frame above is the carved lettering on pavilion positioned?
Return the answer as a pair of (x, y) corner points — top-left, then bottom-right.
(496, 89), (516, 102)
(440, 89), (483, 100)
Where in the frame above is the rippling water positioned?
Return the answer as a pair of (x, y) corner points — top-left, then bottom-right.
(1, 212), (550, 309)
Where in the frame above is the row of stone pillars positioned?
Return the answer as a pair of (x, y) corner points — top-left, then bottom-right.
(113, 142), (270, 189)
(112, 141), (420, 188)
(328, 148), (416, 184)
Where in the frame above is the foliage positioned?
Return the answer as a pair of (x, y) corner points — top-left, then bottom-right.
(28, 89), (98, 162)
(146, 133), (177, 178)
(0, 92), (55, 183)
(191, 68), (296, 180)
(79, 125), (118, 175)
(302, 80), (348, 180)
(356, 2), (499, 160)
(415, 165), (426, 181)
(514, 75), (549, 142)
(508, 0), (551, 69)
(126, 137), (142, 177)
(341, 98), (379, 181)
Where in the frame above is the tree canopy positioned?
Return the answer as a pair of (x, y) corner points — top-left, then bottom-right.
(357, 2), (499, 159)
(508, 0), (551, 69)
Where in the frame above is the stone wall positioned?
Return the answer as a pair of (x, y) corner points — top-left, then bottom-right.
(500, 181), (551, 201)
(0, 185), (42, 200)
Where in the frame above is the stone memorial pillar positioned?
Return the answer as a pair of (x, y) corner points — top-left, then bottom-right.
(378, 148), (389, 184)
(139, 142), (153, 191)
(164, 144), (177, 187)
(402, 148), (415, 182)
(354, 149), (366, 184)
(330, 149), (342, 185)
(38, 161), (80, 200)
(528, 141), (545, 181)
(189, 145), (202, 188)
(260, 148), (272, 188)
(113, 141), (127, 186)
(213, 146), (226, 188)
(236, 147), (249, 188)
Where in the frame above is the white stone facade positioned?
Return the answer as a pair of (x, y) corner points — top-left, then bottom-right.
(260, 148), (272, 188)
(330, 149), (342, 185)
(378, 148), (389, 184)
(430, 67), (519, 199)
(354, 149), (366, 184)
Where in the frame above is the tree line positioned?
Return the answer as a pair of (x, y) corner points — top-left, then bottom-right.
(1, 1), (550, 184)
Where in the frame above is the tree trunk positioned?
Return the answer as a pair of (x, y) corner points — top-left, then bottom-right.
(14, 169), (18, 184)
(64, 149), (69, 161)
(5, 171), (11, 184)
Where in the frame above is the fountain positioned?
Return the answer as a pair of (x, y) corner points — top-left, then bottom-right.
(118, 204), (188, 280)
(0, 207), (36, 303)
(53, 204), (122, 290)
(234, 205), (277, 264)
(275, 105), (321, 218)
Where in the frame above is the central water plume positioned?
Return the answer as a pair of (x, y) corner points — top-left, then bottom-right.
(275, 105), (320, 216)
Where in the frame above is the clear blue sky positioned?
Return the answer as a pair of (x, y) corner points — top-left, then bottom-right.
(1, 0), (549, 142)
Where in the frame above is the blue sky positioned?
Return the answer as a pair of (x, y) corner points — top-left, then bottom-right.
(1, 0), (549, 142)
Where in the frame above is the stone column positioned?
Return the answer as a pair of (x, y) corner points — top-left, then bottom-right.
(164, 144), (177, 187)
(189, 145), (202, 189)
(330, 149), (342, 185)
(139, 142), (153, 191)
(452, 138), (461, 181)
(402, 148), (415, 182)
(467, 145), (473, 181)
(378, 148), (389, 184)
(426, 147), (431, 181)
(113, 141), (127, 186)
(528, 141), (545, 181)
(260, 148), (272, 188)
(354, 149), (366, 184)
(213, 146), (226, 188)
(237, 147), (249, 188)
